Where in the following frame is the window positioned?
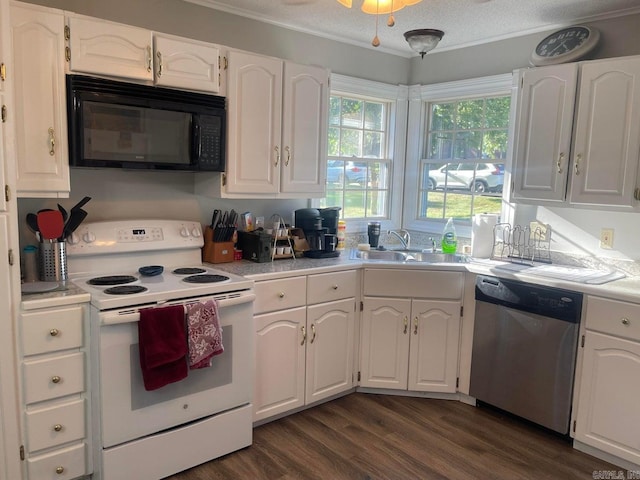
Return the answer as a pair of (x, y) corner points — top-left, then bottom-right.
(420, 96), (509, 221)
(403, 74), (512, 236)
(316, 75), (406, 232)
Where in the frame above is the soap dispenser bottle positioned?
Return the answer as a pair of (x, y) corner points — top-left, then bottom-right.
(441, 217), (458, 254)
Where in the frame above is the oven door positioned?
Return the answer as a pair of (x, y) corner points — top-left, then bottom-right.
(94, 292), (254, 448)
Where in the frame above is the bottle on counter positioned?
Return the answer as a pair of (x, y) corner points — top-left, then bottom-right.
(337, 220), (346, 250)
(441, 217), (458, 254)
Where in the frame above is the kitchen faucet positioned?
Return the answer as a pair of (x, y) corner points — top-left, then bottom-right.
(386, 229), (411, 249)
(429, 237), (437, 252)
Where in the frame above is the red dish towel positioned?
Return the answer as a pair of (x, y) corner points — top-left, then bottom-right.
(186, 300), (224, 369)
(138, 305), (188, 391)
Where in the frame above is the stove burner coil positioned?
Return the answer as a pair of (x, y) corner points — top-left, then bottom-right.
(88, 275), (137, 286)
(104, 285), (148, 295)
(183, 274), (230, 284)
(172, 267), (207, 275)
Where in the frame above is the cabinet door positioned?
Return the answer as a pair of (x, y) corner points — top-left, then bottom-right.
(569, 57), (640, 207)
(408, 300), (460, 393)
(512, 64), (577, 202)
(226, 50), (282, 195)
(11, 3), (70, 196)
(280, 62), (328, 195)
(67, 15), (153, 81)
(254, 307), (306, 422)
(575, 331), (640, 465)
(154, 33), (220, 93)
(306, 298), (355, 404)
(360, 297), (410, 390)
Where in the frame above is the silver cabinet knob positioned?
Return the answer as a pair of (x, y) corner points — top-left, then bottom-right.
(55, 466), (65, 474)
(51, 376), (61, 384)
(49, 328), (59, 337)
(53, 424), (63, 432)
(278, 292), (285, 298)
(332, 284), (339, 290)
(621, 318), (630, 326)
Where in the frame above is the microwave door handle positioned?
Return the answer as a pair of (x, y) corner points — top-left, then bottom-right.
(193, 117), (202, 162)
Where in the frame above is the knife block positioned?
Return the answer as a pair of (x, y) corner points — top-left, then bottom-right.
(202, 227), (234, 264)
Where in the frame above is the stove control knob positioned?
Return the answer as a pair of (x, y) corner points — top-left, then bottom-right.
(83, 232), (96, 243)
(180, 227), (190, 238)
(191, 227), (201, 238)
(66, 232), (80, 245)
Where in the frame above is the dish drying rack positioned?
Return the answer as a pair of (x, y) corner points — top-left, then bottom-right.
(491, 222), (552, 265)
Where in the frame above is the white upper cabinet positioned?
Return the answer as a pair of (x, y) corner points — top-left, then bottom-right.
(11, 2), (70, 197)
(569, 57), (640, 207)
(67, 14), (153, 81)
(153, 33), (221, 94)
(511, 56), (640, 208)
(224, 50), (328, 198)
(512, 64), (577, 202)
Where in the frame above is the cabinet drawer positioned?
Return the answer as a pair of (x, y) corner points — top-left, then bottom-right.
(23, 352), (85, 404)
(364, 269), (463, 299)
(21, 306), (84, 356)
(307, 270), (357, 304)
(26, 399), (85, 452)
(585, 296), (640, 341)
(27, 442), (86, 480)
(254, 277), (307, 314)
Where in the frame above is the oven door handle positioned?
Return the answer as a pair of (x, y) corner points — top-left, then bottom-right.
(100, 293), (256, 325)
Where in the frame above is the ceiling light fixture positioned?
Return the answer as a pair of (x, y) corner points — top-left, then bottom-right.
(336, 0), (424, 47)
(404, 29), (444, 58)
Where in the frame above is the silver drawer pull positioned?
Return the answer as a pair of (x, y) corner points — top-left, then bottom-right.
(53, 424), (63, 432)
(55, 466), (65, 474)
(49, 328), (59, 337)
(51, 375), (61, 384)
(332, 284), (339, 290)
(621, 318), (630, 326)
(278, 292), (285, 298)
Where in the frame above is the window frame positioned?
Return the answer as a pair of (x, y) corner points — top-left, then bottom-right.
(314, 74), (408, 234)
(403, 74), (513, 239)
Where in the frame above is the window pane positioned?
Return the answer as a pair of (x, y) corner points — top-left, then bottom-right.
(321, 188), (344, 209)
(341, 98), (363, 128)
(343, 190), (366, 218)
(444, 192), (472, 220)
(328, 127), (340, 156)
(430, 103), (454, 131)
(482, 130), (508, 160)
(364, 102), (384, 130)
(427, 132), (453, 160)
(456, 100), (483, 129)
(367, 190), (387, 217)
(369, 161), (390, 189)
(341, 129), (362, 157)
(327, 160), (345, 187)
(329, 97), (341, 126)
(485, 97), (510, 128)
(364, 131), (384, 158)
(454, 131), (482, 159)
(345, 161), (367, 188)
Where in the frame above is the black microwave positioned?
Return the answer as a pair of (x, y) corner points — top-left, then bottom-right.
(66, 75), (225, 172)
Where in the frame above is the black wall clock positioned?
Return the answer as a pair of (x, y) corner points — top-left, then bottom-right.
(530, 26), (600, 67)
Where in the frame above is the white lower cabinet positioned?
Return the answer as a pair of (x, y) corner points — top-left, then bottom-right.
(253, 271), (357, 422)
(19, 303), (90, 480)
(574, 296), (640, 466)
(360, 269), (463, 393)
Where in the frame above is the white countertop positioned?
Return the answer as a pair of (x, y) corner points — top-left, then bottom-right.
(208, 254), (640, 304)
(21, 282), (90, 311)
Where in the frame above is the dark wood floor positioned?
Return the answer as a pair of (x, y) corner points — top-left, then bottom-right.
(168, 393), (617, 480)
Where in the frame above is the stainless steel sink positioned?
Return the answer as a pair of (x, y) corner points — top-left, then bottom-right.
(349, 249), (468, 264)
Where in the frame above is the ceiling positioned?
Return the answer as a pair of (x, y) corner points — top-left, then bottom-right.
(184, 0), (640, 57)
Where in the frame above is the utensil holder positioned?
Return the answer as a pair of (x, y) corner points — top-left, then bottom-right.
(38, 241), (68, 282)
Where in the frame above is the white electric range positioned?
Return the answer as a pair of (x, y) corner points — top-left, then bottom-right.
(66, 220), (255, 480)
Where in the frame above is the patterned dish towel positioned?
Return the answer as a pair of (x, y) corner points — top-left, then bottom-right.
(186, 300), (224, 369)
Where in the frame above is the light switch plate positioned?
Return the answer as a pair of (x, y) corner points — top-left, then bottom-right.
(600, 228), (614, 249)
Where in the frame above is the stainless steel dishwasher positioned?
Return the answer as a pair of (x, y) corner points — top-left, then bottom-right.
(469, 275), (583, 434)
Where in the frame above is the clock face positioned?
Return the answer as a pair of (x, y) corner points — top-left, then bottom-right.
(530, 26), (600, 67)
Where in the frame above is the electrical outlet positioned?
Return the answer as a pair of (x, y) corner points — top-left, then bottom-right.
(600, 228), (614, 249)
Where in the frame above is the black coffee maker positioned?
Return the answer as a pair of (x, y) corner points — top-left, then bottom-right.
(294, 208), (325, 251)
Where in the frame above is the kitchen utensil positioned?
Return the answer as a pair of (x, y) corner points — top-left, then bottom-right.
(37, 210), (64, 241)
(57, 203), (68, 222)
(26, 213), (39, 234)
(70, 196), (91, 212)
(63, 208), (88, 239)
